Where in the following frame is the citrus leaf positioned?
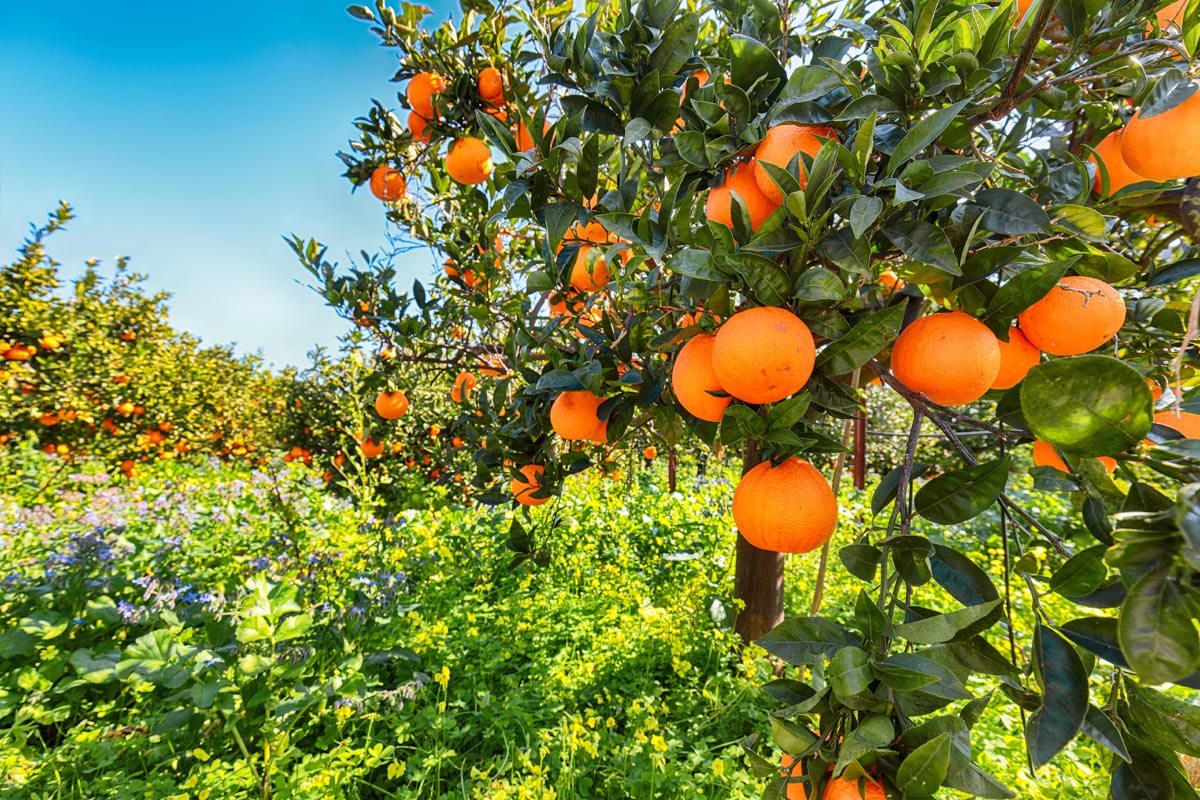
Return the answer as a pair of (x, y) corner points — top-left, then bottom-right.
(815, 304), (906, 376)
(896, 732), (951, 796)
(894, 599), (1002, 644)
(914, 457), (1010, 524)
(1119, 564), (1200, 684)
(882, 221), (960, 275)
(982, 257), (1075, 334)
(886, 99), (971, 174)
(974, 188), (1050, 235)
(1020, 356), (1153, 457)
(1025, 624), (1089, 769)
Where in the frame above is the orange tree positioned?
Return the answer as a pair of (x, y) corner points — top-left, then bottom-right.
(295, 0), (1200, 794)
(1, 204), (300, 479)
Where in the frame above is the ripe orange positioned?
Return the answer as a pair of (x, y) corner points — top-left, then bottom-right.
(753, 124), (838, 202)
(360, 435), (384, 458)
(1017, 276), (1126, 356)
(1033, 439), (1116, 473)
(1120, 83), (1200, 181)
(407, 72), (446, 118)
(550, 390), (608, 443)
(512, 463), (550, 505)
(452, 371), (478, 403)
(570, 246), (611, 292)
(878, 269), (904, 296)
(644, 445), (657, 460)
(409, 111), (431, 144)
(369, 166), (406, 202)
(1089, 129), (1147, 196)
(991, 326), (1041, 390)
(375, 390), (410, 419)
(1155, 0), (1189, 30)
(706, 162), (780, 232)
(779, 754), (808, 800)
(890, 311), (1001, 406)
(446, 137), (494, 185)
(4, 345), (32, 361)
(477, 67), (504, 102)
(822, 775), (886, 800)
(1154, 409), (1200, 439)
(672, 334), (732, 422)
(712, 306), (815, 404)
(732, 458), (838, 553)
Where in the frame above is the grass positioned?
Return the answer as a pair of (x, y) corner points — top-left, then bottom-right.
(0, 457), (1110, 798)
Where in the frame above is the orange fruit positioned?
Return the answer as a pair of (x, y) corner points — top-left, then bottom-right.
(360, 435), (384, 458)
(822, 775), (886, 800)
(1153, 0), (1189, 31)
(672, 333), (732, 422)
(712, 306), (815, 404)
(878, 269), (905, 296)
(512, 464), (550, 506)
(1121, 83), (1200, 181)
(38, 413), (59, 426)
(780, 755), (808, 800)
(1147, 377), (1164, 401)
(753, 124), (838, 202)
(1154, 409), (1200, 439)
(991, 326), (1041, 390)
(644, 445), (657, 460)
(446, 137), (494, 185)
(409, 111), (431, 144)
(477, 67), (504, 102)
(369, 166), (406, 202)
(407, 71), (446, 118)
(515, 120), (535, 151)
(452, 371), (478, 403)
(550, 390), (608, 443)
(1017, 276), (1126, 356)
(732, 458), (837, 553)
(570, 246), (611, 292)
(1033, 439), (1116, 474)
(682, 69), (710, 99)
(890, 311), (1001, 406)
(375, 390), (410, 420)
(1089, 129), (1147, 196)
(706, 162), (780, 232)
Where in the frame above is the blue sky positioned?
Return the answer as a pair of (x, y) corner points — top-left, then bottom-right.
(0, 2), (450, 368)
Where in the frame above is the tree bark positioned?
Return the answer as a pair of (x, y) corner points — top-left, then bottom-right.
(733, 439), (786, 644)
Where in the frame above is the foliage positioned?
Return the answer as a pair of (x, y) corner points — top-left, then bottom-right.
(292, 0), (1200, 794)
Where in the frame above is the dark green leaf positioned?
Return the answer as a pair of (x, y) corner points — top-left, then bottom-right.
(1119, 565), (1200, 684)
(1049, 544), (1108, 597)
(895, 600), (1002, 644)
(815, 304), (906, 376)
(827, 646), (872, 698)
(974, 188), (1051, 235)
(886, 100), (971, 174)
(915, 458), (1011, 525)
(882, 221), (961, 275)
(1025, 624), (1089, 769)
(871, 462), (932, 514)
(896, 733), (951, 796)
(1081, 704), (1130, 763)
(757, 618), (860, 665)
(931, 544), (1000, 606)
(840, 544), (883, 581)
(982, 258), (1075, 334)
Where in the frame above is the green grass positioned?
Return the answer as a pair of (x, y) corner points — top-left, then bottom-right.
(0, 458), (1109, 798)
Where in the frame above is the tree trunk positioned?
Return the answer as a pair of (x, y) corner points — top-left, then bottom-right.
(853, 406), (867, 490)
(733, 439), (785, 644)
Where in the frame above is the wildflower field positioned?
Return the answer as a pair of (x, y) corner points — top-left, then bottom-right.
(0, 455), (1112, 799)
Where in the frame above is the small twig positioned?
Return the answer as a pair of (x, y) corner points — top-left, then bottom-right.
(1172, 290), (1200, 415)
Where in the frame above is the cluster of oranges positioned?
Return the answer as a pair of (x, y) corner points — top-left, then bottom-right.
(705, 121), (838, 232)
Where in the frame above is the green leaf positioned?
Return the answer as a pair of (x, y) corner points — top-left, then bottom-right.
(648, 12), (699, 75)
(1026, 624), (1089, 769)
(1140, 72), (1199, 120)
(727, 253), (791, 306)
(770, 716), (818, 753)
(793, 268), (845, 303)
(896, 733), (951, 796)
(757, 618), (860, 665)
(871, 462), (932, 514)
(894, 600), (1002, 644)
(729, 34), (785, 99)
(930, 544), (1000, 606)
(1081, 704), (1131, 763)
(886, 100), (971, 174)
(882, 221), (961, 275)
(974, 188), (1051, 235)
(666, 248), (730, 282)
(1053, 204), (1108, 240)
(880, 653), (972, 700)
(1021, 356), (1153, 456)
(840, 544), (883, 581)
(766, 394), (812, 431)
(849, 196), (883, 239)
(1119, 565), (1200, 684)
(1048, 544), (1108, 597)
(815, 304), (906, 376)
(982, 258), (1075, 334)
(1148, 258), (1200, 287)
(828, 646), (873, 698)
(1126, 683), (1200, 757)
(914, 457), (1011, 525)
